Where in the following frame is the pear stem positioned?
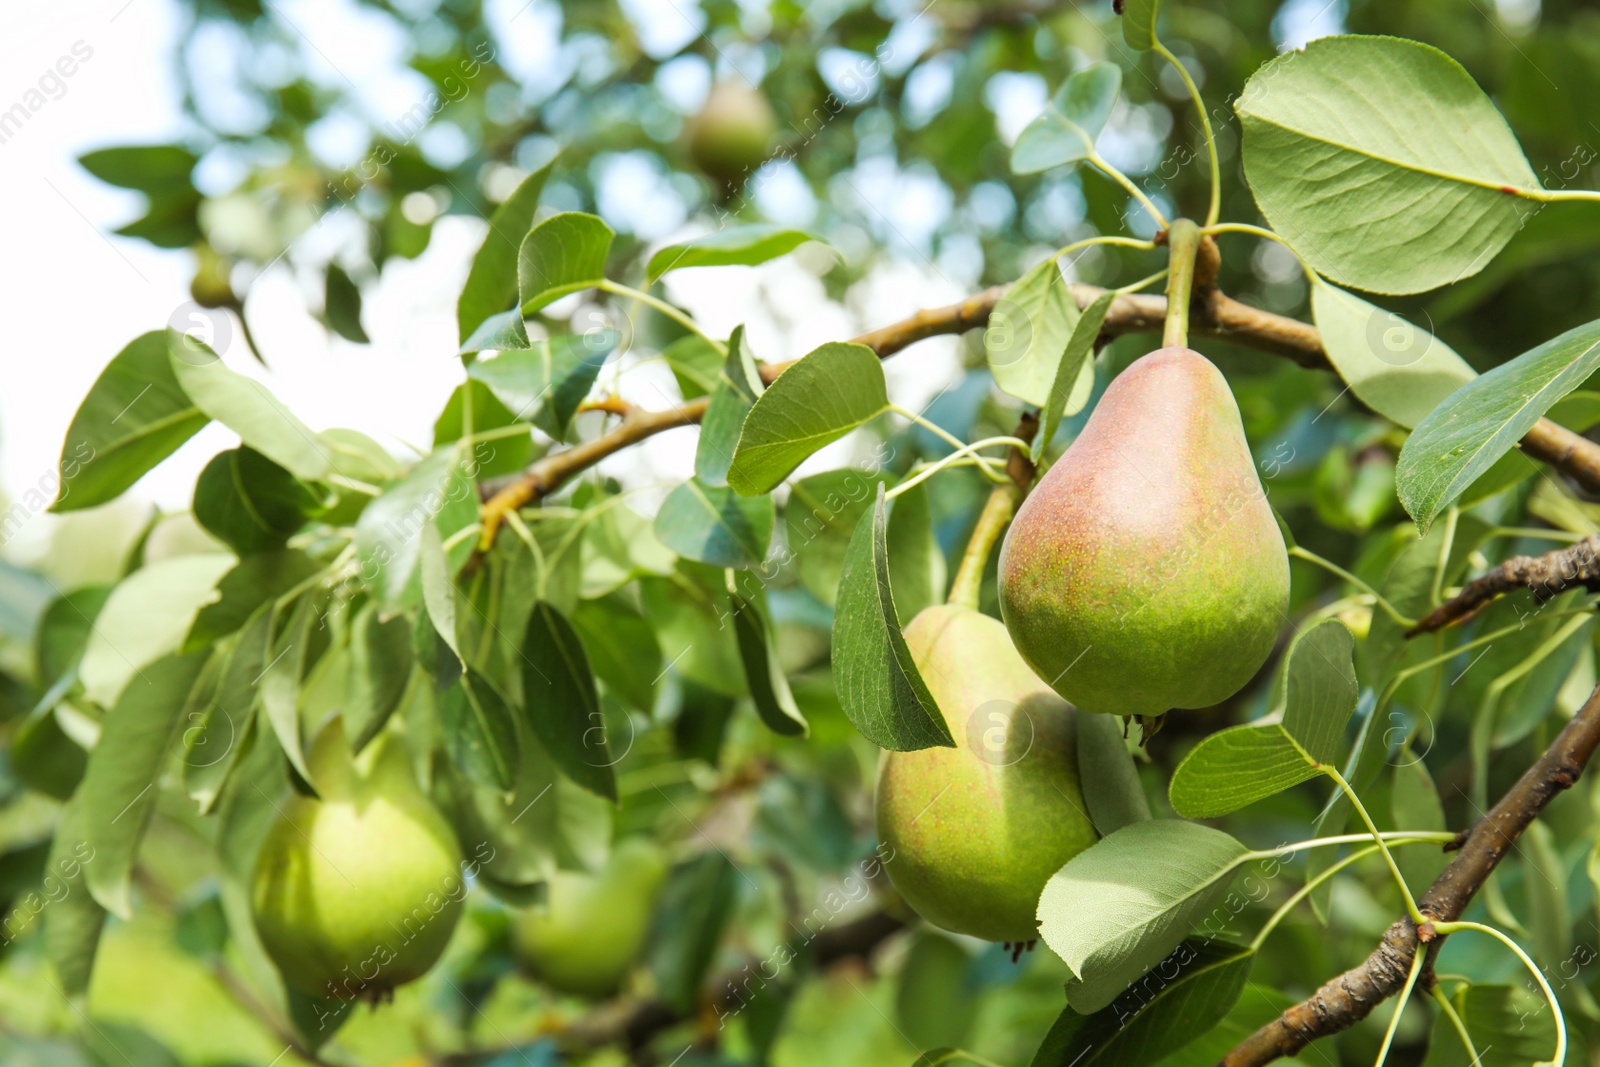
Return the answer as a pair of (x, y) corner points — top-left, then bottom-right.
(948, 412), (1039, 611)
(1162, 218), (1203, 349)
(947, 482), (1022, 611)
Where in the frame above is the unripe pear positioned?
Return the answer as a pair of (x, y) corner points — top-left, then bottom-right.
(875, 605), (1098, 943)
(686, 80), (777, 189)
(514, 838), (669, 998)
(251, 722), (465, 1000)
(998, 346), (1289, 718)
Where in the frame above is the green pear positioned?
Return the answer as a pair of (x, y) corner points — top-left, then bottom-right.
(875, 605), (1098, 943)
(998, 346), (1289, 718)
(686, 81), (777, 188)
(252, 721), (465, 1000)
(514, 838), (669, 998)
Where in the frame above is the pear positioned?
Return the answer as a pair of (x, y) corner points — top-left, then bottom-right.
(875, 605), (1097, 943)
(686, 80), (777, 189)
(514, 838), (668, 998)
(998, 346), (1289, 718)
(252, 722), (465, 1000)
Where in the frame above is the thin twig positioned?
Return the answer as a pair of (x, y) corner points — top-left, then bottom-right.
(1406, 533), (1600, 635)
(1218, 682), (1600, 1066)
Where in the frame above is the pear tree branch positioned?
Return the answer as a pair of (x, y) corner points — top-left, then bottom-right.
(1406, 532), (1600, 635)
(1218, 682), (1600, 1067)
(476, 280), (1600, 549)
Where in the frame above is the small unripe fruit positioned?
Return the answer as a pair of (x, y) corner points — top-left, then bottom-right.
(251, 722), (465, 1000)
(685, 81), (777, 190)
(514, 838), (668, 998)
(875, 605), (1097, 943)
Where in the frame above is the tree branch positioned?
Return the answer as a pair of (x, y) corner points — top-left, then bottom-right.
(1406, 533), (1600, 635)
(1218, 682), (1600, 1067)
(476, 280), (1600, 550)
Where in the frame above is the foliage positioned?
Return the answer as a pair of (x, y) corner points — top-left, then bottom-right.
(8, 2), (1600, 1067)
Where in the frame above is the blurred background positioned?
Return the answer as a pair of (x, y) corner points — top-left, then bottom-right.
(6, 1), (1600, 1065)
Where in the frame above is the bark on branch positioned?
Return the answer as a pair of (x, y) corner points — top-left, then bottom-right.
(1407, 533), (1600, 636)
(1218, 682), (1600, 1067)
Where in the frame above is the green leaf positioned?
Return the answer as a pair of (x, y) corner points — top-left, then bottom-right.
(519, 601), (618, 801)
(1037, 819), (1250, 1013)
(1169, 621), (1356, 818)
(432, 379), (536, 478)
(1237, 35), (1540, 295)
(654, 478), (775, 568)
(649, 852), (739, 1012)
(1034, 289), (1113, 462)
(728, 342), (890, 495)
(1309, 278), (1476, 429)
(518, 212), (614, 316)
(571, 595), (661, 713)
(1012, 64), (1121, 175)
(458, 162), (552, 342)
(1419, 983), (1560, 1067)
(44, 798), (106, 995)
(1121, 0), (1163, 49)
(1076, 710), (1151, 836)
(1030, 940), (1255, 1067)
(1147, 985), (1300, 1067)
(323, 263), (369, 344)
(830, 485), (953, 751)
(52, 331), (209, 512)
(883, 478), (945, 624)
(36, 586), (113, 691)
(1397, 316), (1600, 532)
(83, 652), (210, 917)
(420, 521), (463, 664)
(193, 447), (323, 554)
(696, 325), (762, 486)
(663, 334), (724, 400)
(166, 331), (332, 481)
(184, 609), (270, 813)
(896, 934), (977, 1052)
(458, 308), (533, 356)
(1281, 620), (1360, 764)
(730, 594), (808, 737)
(79, 145), (197, 193)
(785, 469), (888, 605)
(647, 224), (818, 282)
(343, 605), (415, 753)
(79, 554), (234, 709)
(184, 549), (321, 652)
(439, 669), (519, 791)
(355, 445), (476, 610)
(1523, 820), (1572, 971)
(986, 257), (1080, 408)
(466, 331), (617, 439)
(639, 566), (746, 697)
(260, 593), (320, 788)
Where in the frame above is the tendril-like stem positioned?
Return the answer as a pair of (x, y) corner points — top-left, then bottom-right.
(1288, 545), (1418, 627)
(1153, 42), (1222, 227)
(596, 279), (727, 353)
(1371, 950), (1426, 1067)
(1429, 985), (1481, 1066)
(1323, 767), (1425, 925)
(886, 437), (1031, 499)
(1431, 920), (1566, 1067)
(1088, 150), (1170, 229)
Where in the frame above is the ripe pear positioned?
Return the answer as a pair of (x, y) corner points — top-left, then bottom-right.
(514, 838), (668, 998)
(252, 721), (465, 1000)
(998, 346), (1289, 718)
(875, 605), (1098, 943)
(686, 80), (777, 189)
